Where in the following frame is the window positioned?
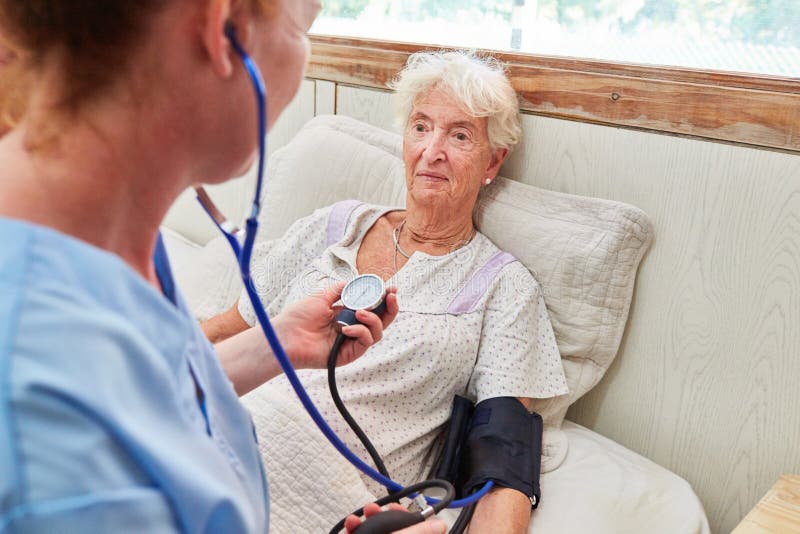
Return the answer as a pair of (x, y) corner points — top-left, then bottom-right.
(311, 0), (800, 77)
(308, 1), (800, 152)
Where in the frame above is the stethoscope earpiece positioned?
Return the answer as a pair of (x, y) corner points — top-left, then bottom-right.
(224, 21), (236, 39)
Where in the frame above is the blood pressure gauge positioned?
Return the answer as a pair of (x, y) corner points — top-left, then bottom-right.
(335, 274), (387, 329)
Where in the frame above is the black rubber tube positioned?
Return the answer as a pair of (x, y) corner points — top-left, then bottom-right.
(327, 333), (391, 478)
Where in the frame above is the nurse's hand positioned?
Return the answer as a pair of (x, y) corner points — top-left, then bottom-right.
(343, 503), (447, 534)
(273, 281), (399, 369)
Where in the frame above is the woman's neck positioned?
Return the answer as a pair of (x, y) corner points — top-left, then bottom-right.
(0, 109), (188, 285)
(399, 201), (476, 254)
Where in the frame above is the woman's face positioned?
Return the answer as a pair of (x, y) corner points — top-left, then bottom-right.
(402, 87), (505, 217)
(251, 0), (321, 129)
(220, 0), (319, 179)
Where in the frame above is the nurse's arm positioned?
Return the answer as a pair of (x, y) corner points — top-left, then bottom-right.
(215, 283), (398, 396)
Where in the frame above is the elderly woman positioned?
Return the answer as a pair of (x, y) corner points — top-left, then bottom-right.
(205, 51), (569, 532)
(0, 1), (414, 532)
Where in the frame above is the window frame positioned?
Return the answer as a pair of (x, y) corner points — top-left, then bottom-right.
(308, 35), (800, 153)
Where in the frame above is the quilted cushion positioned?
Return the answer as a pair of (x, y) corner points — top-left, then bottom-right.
(473, 179), (653, 468)
(195, 114), (653, 471)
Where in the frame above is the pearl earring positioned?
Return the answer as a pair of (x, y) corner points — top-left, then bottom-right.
(484, 178), (491, 185)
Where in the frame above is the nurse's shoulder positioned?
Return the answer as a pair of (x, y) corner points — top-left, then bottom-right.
(0, 220), (194, 532)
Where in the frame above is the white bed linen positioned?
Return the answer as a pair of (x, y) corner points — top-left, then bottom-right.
(161, 217), (709, 534)
(492, 421), (709, 534)
(238, 379), (709, 534)
(161, 226), (241, 321)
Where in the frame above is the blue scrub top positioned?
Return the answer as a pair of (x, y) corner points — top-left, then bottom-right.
(0, 218), (269, 533)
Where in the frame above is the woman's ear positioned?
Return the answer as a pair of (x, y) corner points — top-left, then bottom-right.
(485, 147), (509, 180)
(202, 0), (249, 78)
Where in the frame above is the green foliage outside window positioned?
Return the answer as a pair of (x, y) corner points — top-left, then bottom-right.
(320, 0), (799, 48)
(616, 0), (800, 47)
(730, 0), (799, 47)
(322, 0), (512, 22)
(321, 0), (371, 18)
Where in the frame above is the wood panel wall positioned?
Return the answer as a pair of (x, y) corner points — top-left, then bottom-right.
(315, 81), (800, 534)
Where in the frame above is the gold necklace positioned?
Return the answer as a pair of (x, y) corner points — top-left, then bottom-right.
(392, 220), (412, 259)
(392, 219), (477, 274)
(393, 221), (406, 275)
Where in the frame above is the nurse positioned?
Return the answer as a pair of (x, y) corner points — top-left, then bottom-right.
(0, 0), (437, 532)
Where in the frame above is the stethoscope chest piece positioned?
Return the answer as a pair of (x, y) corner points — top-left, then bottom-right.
(336, 274), (387, 328)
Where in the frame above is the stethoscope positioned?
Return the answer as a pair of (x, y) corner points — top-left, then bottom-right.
(195, 25), (493, 533)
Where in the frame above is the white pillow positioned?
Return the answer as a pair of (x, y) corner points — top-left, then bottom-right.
(474, 178), (653, 469)
(162, 227), (242, 322)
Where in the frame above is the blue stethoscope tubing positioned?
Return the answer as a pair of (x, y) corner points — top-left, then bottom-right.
(200, 26), (493, 509)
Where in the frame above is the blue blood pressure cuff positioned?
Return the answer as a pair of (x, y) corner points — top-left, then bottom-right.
(458, 397), (544, 508)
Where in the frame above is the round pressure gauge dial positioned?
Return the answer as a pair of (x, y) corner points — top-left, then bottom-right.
(341, 274), (385, 311)
(336, 274), (387, 328)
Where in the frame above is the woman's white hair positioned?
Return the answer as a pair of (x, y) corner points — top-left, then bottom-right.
(388, 50), (522, 151)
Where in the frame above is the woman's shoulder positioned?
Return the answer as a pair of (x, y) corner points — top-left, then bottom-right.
(295, 200), (394, 237)
(471, 231), (544, 295)
(327, 200), (400, 223)
(324, 200), (402, 245)
(472, 231), (528, 273)
(1, 219), (192, 367)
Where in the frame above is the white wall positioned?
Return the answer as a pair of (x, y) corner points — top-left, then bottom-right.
(164, 78), (800, 533)
(510, 116), (800, 534)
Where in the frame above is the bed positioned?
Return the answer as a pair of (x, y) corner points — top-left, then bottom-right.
(162, 114), (710, 533)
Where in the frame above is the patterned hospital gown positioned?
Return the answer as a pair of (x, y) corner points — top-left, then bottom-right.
(238, 201), (568, 494)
